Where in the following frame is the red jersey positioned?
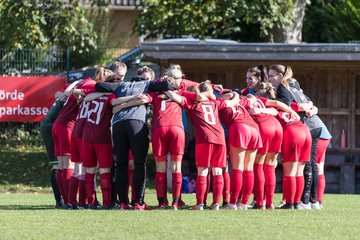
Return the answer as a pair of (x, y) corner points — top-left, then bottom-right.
(219, 97), (257, 128)
(150, 92), (183, 129)
(275, 110), (302, 127)
(82, 93), (116, 144)
(182, 97), (226, 145)
(71, 100), (91, 138)
(178, 79), (199, 91)
(250, 97), (274, 123)
(55, 78), (93, 126)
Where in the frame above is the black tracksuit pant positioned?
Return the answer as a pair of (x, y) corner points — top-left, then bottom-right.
(301, 127), (322, 204)
(112, 120), (149, 205)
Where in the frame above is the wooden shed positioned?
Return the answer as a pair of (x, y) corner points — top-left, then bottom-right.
(142, 39), (360, 193)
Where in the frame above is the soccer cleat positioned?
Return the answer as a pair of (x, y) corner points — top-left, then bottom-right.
(109, 201), (119, 209)
(222, 201), (229, 207)
(296, 202), (311, 210)
(172, 203), (178, 211)
(311, 201), (321, 210)
(134, 203), (152, 211)
(319, 203), (323, 209)
(266, 204), (275, 210)
(87, 204), (98, 210)
(189, 204), (204, 211)
(237, 203), (248, 211)
(252, 204), (266, 210)
(249, 200), (256, 208)
(118, 203), (130, 210)
(211, 203), (220, 211)
(72, 205), (85, 210)
(94, 198), (102, 208)
(223, 203), (238, 211)
(178, 199), (186, 207)
(65, 203), (74, 210)
(130, 200), (136, 208)
(157, 203), (166, 210)
(164, 198), (169, 208)
(279, 203), (295, 209)
(55, 200), (64, 209)
(278, 201), (286, 208)
(100, 205), (112, 210)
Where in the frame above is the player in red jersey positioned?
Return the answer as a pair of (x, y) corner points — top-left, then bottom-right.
(81, 90), (117, 209)
(164, 65), (223, 206)
(261, 74), (312, 209)
(274, 109), (311, 209)
(290, 98), (332, 209)
(67, 67), (113, 209)
(67, 79), (92, 209)
(52, 78), (93, 206)
(247, 94), (301, 209)
(165, 81), (239, 210)
(150, 90), (185, 210)
(217, 92), (262, 211)
(243, 66), (298, 210)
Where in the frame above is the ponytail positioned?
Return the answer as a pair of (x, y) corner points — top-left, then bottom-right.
(280, 66), (293, 89)
(257, 64), (268, 82)
(269, 64), (293, 90)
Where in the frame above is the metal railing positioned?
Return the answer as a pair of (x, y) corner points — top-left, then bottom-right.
(0, 47), (144, 145)
(62, 0), (141, 7)
(0, 48), (66, 76)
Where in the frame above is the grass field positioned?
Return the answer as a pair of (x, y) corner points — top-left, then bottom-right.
(1, 193), (359, 240)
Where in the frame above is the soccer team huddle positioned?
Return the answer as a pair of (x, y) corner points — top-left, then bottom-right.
(40, 61), (331, 211)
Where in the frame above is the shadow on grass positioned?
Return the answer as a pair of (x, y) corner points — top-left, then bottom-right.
(0, 205), (55, 210)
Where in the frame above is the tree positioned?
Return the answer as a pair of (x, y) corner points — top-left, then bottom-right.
(0, 0), (97, 50)
(303, 0), (360, 42)
(134, 0), (309, 43)
(0, 0), (98, 70)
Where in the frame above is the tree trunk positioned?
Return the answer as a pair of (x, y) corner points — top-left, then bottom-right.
(270, 0), (307, 43)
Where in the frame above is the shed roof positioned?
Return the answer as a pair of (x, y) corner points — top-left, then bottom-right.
(141, 39), (360, 61)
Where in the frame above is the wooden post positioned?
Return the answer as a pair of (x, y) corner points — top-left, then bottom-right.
(349, 74), (356, 149)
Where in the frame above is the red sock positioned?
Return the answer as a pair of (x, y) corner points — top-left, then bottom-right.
(127, 169), (134, 203)
(284, 176), (296, 204)
(241, 170), (254, 205)
(253, 164), (265, 207)
(172, 172), (182, 201)
(282, 174), (286, 202)
(62, 169), (73, 204)
(196, 175), (207, 205)
(155, 172), (166, 201)
(295, 176), (304, 204)
(264, 164), (276, 206)
(318, 174), (326, 203)
(230, 169), (243, 205)
(222, 171), (230, 203)
(164, 173), (168, 203)
(212, 175), (224, 205)
(56, 169), (67, 204)
(85, 173), (95, 205)
(78, 179), (87, 206)
(68, 176), (79, 206)
(100, 172), (112, 207)
(203, 173), (211, 204)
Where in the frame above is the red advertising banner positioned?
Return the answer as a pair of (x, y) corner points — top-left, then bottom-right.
(0, 76), (67, 122)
